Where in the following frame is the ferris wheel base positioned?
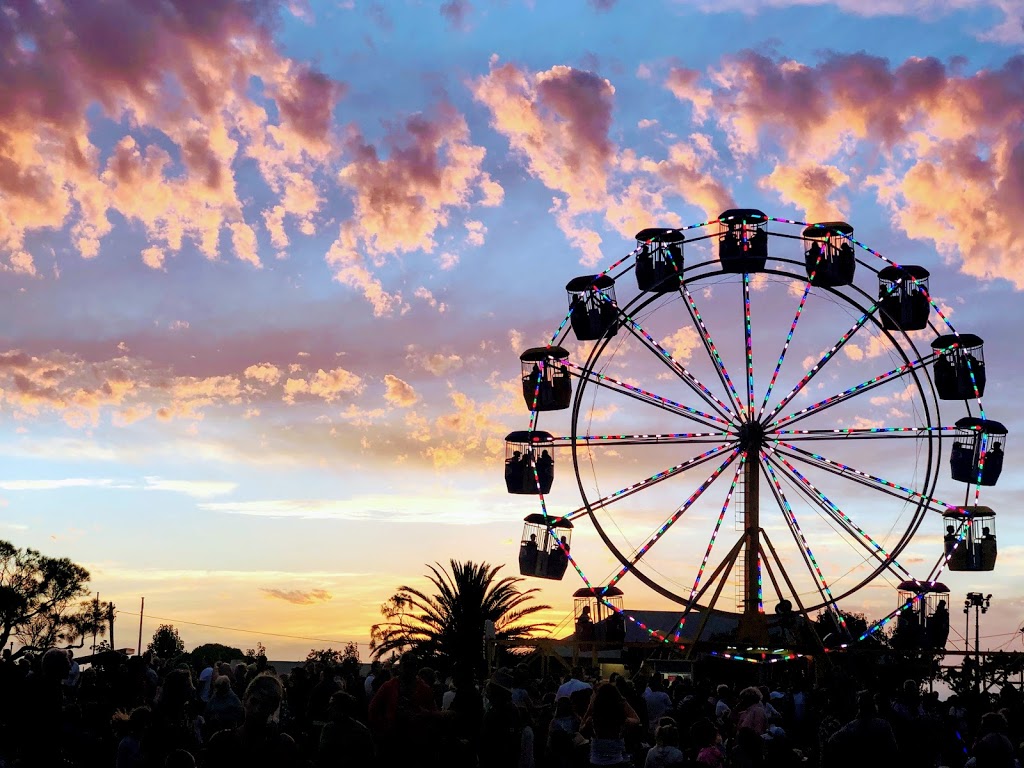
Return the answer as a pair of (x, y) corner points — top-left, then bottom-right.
(736, 612), (771, 646)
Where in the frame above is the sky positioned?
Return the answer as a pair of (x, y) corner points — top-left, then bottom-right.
(1, 0), (1024, 661)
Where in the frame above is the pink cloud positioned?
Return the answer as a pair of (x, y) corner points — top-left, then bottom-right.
(475, 59), (734, 260)
(0, 0), (342, 269)
(683, 51), (1024, 285)
(327, 104), (502, 311)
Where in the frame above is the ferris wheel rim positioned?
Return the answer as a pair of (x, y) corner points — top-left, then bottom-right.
(566, 256), (941, 617)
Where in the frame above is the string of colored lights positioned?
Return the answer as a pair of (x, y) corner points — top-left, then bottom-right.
(916, 286), (992, 505)
(757, 254), (817, 421)
(550, 431), (733, 443)
(709, 650), (804, 664)
(680, 284), (745, 416)
(563, 443), (737, 521)
(562, 361), (729, 426)
(616, 303), (736, 420)
(776, 426), (951, 435)
(761, 454), (847, 632)
(761, 448), (915, 581)
(606, 448), (741, 588)
(921, 288), (986, 420)
(762, 289), (893, 426)
(757, 552), (764, 614)
(769, 353), (937, 431)
(771, 439), (959, 513)
(744, 272), (755, 420)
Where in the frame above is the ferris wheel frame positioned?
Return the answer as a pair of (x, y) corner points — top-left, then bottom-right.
(510, 211), (1008, 652)
(564, 255), (943, 620)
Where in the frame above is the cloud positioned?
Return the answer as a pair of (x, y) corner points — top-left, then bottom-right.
(244, 363), (284, 385)
(760, 163), (850, 220)
(326, 103), (503, 312)
(407, 348), (464, 376)
(0, 478), (116, 491)
(679, 0), (1022, 44)
(383, 374), (419, 408)
(661, 326), (701, 363)
(472, 60), (616, 262)
(199, 495), (517, 524)
(680, 51), (1024, 286)
(0, 348), (375, 427)
(143, 477), (238, 498)
(0, 0), (344, 270)
(260, 587), (333, 605)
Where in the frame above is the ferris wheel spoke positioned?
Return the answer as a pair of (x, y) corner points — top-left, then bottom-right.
(774, 426), (953, 441)
(606, 448), (741, 587)
(557, 432), (735, 447)
(770, 441), (957, 514)
(761, 293), (890, 425)
(566, 362), (730, 428)
(760, 450), (913, 581)
(769, 354), (938, 430)
(687, 453), (748, 601)
(760, 454), (847, 631)
(757, 275), (814, 421)
(618, 312), (736, 422)
(680, 284), (746, 416)
(565, 442), (738, 521)
(743, 273), (755, 420)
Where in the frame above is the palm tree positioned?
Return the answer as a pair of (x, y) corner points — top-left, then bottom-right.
(369, 559), (551, 667)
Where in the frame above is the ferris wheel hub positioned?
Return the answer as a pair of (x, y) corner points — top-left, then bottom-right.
(738, 420), (765, 451)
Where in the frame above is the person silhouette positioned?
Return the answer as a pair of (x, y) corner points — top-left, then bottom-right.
(928, 599), (950, 648)
(521, 533), (539, 575)
(944, 525), (957, 555)
(537, 449), (553, 486)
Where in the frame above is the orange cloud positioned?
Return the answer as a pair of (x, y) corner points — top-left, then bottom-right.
(260, 588), (333, 605)
(326, 104), (501, 312)
(0, 0), (342, 270)
(475, 59), (734, 259)
(681, 51), (1024, 285)
(383, 374), (419, 408)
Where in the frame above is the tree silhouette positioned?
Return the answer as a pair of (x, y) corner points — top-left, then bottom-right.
(369, 560), (551, 668)
(148, 624), (185, 658)
(0, 540), (91, 655)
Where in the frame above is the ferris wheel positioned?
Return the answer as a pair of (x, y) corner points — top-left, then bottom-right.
(504, 209), (1008, 655)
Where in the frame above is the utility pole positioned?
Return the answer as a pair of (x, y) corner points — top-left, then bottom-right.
(137, 597), (144, 657)
(92, 592), (99, 654)
(107, 602), (116, 651)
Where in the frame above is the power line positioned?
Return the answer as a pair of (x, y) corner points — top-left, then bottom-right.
(115, 610), (367, 648)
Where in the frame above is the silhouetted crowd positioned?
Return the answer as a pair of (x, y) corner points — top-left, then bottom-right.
(1, 645), (1023, 767)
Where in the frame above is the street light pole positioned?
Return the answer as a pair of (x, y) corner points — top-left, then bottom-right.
(964, 592), (992, 696)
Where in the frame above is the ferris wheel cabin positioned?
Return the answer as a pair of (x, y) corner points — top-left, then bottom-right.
(718, 208), (769, 273)
(520, 347), (572, 412)
(634, 228), (685, 293)
(950, 417), (1007, 486)
(573, 586), (626, 644)
(878, 265), (930, 331)
(932, 334), (986, 400)
(504, 431), (555, 495)
(943, 506), (997, 572)
(802, 221), (856, 287)
(895, 581), (950, 650)
(566, 275), (619, 341)
(519, 514), (573, 580)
